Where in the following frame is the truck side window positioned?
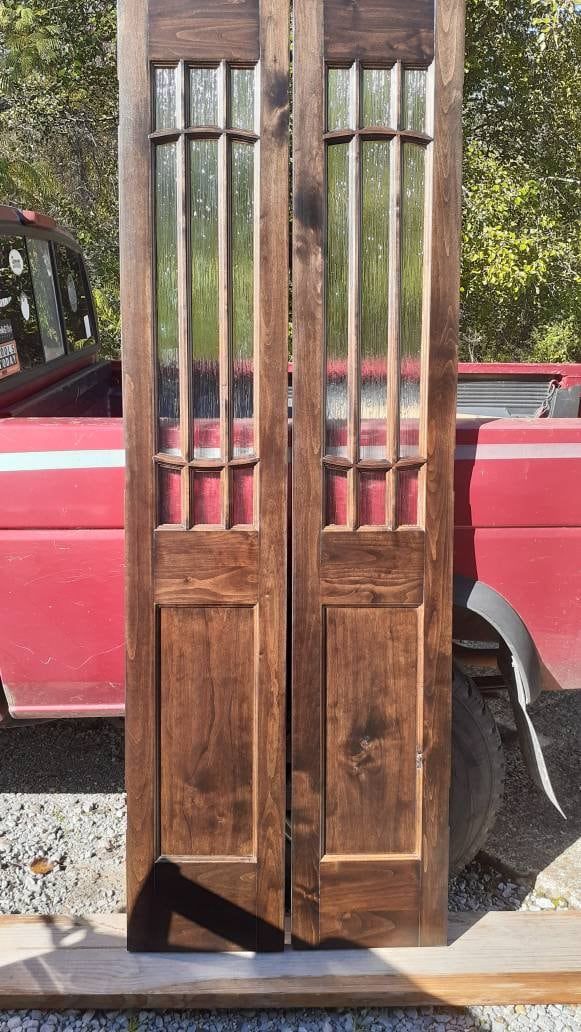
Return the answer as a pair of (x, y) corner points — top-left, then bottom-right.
(26, 237), (66, 362)
(0, 234), (44, 373)
(54, 245), (96, 351)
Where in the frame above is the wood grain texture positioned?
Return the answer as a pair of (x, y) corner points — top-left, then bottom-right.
(325, 608), (418, 856)
(154, 530), (259, 603)
(319, 859), (420, 947)
(291, 0), (325, 949)
(419, 0), (465, 946)
(324, 0), (434, 64)
(320, 530), (424, 605)
(255, 0), (290, 952)
(154, 860), (257, 951)
(149, 0), (259, 62)
(118, 0), (157, 951)
(2, 912), (580, 1007)
(160, 607), (255, 857)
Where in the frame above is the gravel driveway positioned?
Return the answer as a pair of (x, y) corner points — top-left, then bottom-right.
(0, 690), (579, 1029)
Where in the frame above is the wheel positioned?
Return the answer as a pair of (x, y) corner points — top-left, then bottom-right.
(449, 666), (505, 872)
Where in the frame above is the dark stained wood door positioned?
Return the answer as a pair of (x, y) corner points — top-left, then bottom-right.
(119, 0), (289, 951)
(292, 0), (465, 947)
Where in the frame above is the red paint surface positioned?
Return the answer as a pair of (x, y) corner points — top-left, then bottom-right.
(1, 367), (581, 718)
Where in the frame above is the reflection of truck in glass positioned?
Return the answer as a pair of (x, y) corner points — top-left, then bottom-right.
(1, 207), (580, 869)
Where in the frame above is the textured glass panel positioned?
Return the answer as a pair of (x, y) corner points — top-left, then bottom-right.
(189, 66), (218, 126)
(327, 67), (352, 130)
(231, 141), (255, 457)
(158, 466), (182, 525)
(400, 144), (425, 457)
(402, 68), (427, 132)
(155, 67), (177, 130)
(193, 470), (222, 525)
(155, 143), (180, 454)
(230, 68), (255, 130)
(359, 471), (386, 526)
(231, 466), (254, 525)
(325, 469), (347, 527)
(397, 469), (419, 526)
(26, 238), (65, 362)
(325, 143), (349, 457)
(191, 139), (220, 458)
(362, 69), (391, 127)
(360, 141), (389, 459)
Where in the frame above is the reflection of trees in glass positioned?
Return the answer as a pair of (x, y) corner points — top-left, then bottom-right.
(26, 238), (65, 362)
(325, 143), (349, 456)
(191, 138), (219, 436)
(155, 143), (179, 443)
(231, 141), (254, 451)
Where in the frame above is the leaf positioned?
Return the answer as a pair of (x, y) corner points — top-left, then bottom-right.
(29, 856), (55, 876)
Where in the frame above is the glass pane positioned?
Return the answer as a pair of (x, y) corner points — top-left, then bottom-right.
(397, 468), (419, 526)
(360, 141), (389, 459)
(189, 66), (218, 126)
(54, 245), (96, 351)
(402, 68), (427, 132)
(400, 144), (425, 457)
(191, 139), (220, 458)
(230, 68), (255, 131)
(231, 466), (253, 525)
(192, 470), (222, 525)
(359, 470), (386, 526)
(361, 68), (391, 127)
(325, 469), (347, 527)
(155, 143), (180, 455)
(158, 466), (182, 525)
(327, 67), (352, 130)
(325, 143), (349, 457)
(26, 238), (65, 362)
(0, 234), (44, 370)
(154, 67), (178, 130)
(231, 141), (255, 457)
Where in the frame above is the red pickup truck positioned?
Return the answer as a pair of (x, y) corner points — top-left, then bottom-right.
(1, 209), (580, 869)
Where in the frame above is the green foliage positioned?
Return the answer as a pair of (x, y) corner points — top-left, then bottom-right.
(0, 0), (579, 365)
(461, 0), (581, 361)
(0, 0), (119, 355)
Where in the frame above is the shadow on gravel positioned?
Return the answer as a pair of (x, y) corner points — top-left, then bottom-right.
(0, 719), (124, 794)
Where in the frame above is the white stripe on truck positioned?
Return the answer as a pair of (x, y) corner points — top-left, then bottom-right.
(455, 443), (581, 461)
(0, 449), (126, 472)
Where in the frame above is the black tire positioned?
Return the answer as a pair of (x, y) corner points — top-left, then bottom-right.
(449, 666), (505, 873)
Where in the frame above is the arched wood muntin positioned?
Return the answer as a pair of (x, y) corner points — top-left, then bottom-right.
(119, 0), (289, 951)
(292, 0), (465, 948)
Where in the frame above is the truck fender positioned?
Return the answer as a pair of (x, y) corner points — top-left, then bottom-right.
(453, 575), (565, 818)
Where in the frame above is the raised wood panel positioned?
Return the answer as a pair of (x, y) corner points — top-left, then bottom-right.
(154, 860), (257, 951)
(320, 530), (424, 605)
(319, 859), (420, 947)
(149, 0), (259, 62)
(154, 530), (258, 604)
(160, 606), (255, 857)
(325, 608), (419, 856)
(324, 0), (434, 63)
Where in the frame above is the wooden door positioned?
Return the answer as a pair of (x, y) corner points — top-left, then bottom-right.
(119, 0), (289, 951)
(292, 0), (464, 947)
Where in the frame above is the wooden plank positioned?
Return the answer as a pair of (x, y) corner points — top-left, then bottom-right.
(319, 858), (420, 947)
(324, 0), (434, 64)
(154, 859), (257, 951)
(325, 608), (418, 856)
(118, 0), (157, 952)
(1, 912), (580, 1007)
(418, 0), (465, 946)
(154, 529), (258, 603)
(160, 607), (255, 857)
(149, 0), (259, 63)
(320, 529), (424, 605)
(291, 0), (325, 949)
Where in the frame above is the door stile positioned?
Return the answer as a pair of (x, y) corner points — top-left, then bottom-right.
(291, 0), (325, 950)
(419, 0), (465, 945)
(119, 0), (157, 948)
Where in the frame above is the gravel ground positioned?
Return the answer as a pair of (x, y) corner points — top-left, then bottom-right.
(0, 695), (579, 1028)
